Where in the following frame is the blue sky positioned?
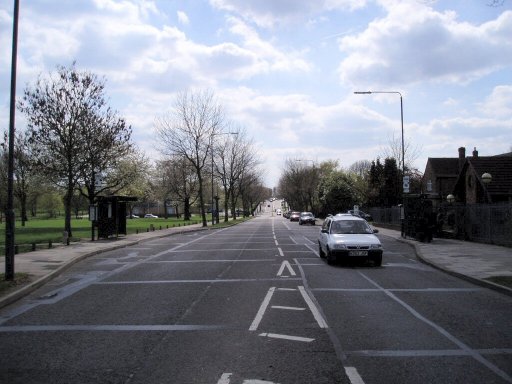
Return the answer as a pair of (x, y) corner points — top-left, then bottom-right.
(1, 0), (511, 188)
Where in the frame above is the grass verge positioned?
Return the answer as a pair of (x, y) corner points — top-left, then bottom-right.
(484, 276), (512, 289)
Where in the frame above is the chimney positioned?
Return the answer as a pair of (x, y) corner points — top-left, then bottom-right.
(472, 147), (478, 158)
(458, 147), (465, 172)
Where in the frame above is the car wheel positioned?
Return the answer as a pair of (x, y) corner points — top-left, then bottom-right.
(318, 243), (326, 258)
(326, 248), (336, 265)
(373, 254), (382, 267)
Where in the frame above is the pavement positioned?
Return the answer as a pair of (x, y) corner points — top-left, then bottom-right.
(0, 221), (511, 310)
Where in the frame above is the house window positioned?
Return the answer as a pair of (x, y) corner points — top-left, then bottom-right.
(427, 180), (432, 192)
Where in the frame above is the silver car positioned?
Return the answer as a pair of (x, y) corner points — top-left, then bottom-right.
(318, 215), (382, 266)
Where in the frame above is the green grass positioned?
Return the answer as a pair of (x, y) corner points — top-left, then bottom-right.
(0, 214), (252, 253)
(0, 216), (204, 251)
(484, 276), (512, 289)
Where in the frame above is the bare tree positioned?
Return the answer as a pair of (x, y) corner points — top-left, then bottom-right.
(156, 90), (224, 227)
(380, 132), (421, 173)
(157, 156), (199, 220)
(19, 63), (131, 237)
(215, 127), (260, 221)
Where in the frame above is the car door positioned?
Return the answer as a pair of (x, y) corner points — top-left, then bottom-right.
(319, 217), (331, 253)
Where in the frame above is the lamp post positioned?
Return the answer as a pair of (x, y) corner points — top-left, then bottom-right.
(354, 90), (406, 236)
(5, 0), (20, 281)
(354, 91), (405, 181)
(210, 132), (237, 225)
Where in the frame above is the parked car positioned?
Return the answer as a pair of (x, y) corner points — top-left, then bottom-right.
(318, 214), (382, 266)
(126, 214), (139, 219)
(299, 212), (316, 225)
(347, 209), (373, 221)
(289, 211), (301, 221)
(283, 210), (292, 219)
(276, 209), (282, 215)
(144, 214), (159, 218)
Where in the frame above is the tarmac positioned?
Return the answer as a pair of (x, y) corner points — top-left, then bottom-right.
(0, 221), (511, 310)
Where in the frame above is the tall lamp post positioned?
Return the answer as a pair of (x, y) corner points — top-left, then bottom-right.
(354, 90), (406, 236)
(210, 132), (237, 226)
(5, 0), (20, 281)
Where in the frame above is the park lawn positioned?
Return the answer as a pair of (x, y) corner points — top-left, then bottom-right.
(0, 216), (205, 251)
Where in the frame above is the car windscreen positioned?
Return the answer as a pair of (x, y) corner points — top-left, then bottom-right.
(330, 220), (373, 234)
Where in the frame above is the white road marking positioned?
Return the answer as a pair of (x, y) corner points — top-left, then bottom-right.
(278, 247), (284, 257)
(259, 333), (315, 343)
(277, 288), (297, 291)
(344, 367), (366, 384)
(274, 240), (279, 246)
(298, 286), (328, 329)
(217, 373), (232, 384)
(277, 260), (296, 276)
(249, 287), (275, 331)
(271, 305), (305, 311)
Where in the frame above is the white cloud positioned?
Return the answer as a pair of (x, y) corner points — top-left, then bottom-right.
(177, 10), (190, 25)
(209, 0), (366, 28)
(338, 5), (512, 87)
(479, 85), (512, 118)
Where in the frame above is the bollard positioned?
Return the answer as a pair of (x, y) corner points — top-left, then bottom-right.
(14, 245), (19, 254)
(62, 231), (69, 245)
(159, 226), (162, 230)
(32, 243), (36, 252)
(136, 229), (139, 234)
(49, 240), (53, 248)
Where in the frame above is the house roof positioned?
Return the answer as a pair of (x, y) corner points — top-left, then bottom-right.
(467, 157), (512, 196)
(426, 158), (459, 176)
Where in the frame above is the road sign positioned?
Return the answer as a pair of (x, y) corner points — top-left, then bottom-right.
(403, 176), (410, 193)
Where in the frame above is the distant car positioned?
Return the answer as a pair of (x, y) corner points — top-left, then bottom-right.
(318, 214), (382, 266)
(144, 214), (159, 218)
(283, 210), (292, 219)
(276, 209), (282, 215)
(289, 211), (301, 221)
(126, 214), (139, 219)
(299, 212), (316, 225)
(347, 210), (373, 221)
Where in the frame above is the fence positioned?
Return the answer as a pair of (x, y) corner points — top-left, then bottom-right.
(369, 203), (512, 247)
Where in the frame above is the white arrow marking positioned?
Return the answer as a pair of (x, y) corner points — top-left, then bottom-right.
(277, 260), (296, 276)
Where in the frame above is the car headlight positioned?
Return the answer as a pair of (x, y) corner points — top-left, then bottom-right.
(331, 243), (347, 250)
(370, 244), (382, 249)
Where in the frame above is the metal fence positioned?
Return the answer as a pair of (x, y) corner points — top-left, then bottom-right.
(369, 203), (512, 247)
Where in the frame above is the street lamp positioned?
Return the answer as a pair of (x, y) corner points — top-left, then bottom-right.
(354, 91), (405, 181)
(5, 0), (20, 281)
(355, 90), (406, 236)
(211, 131), (238, 225)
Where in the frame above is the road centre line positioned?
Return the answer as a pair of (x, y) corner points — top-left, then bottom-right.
(97, 278), (301, 285)
(145, 259), (276, 263)
(278, 248), (284, 257)
(0, 324), (229, 333)
(346, 348), (512, 357)
(359, 272), (512, 383)
(298, 286), (328, 329)
(249, 287), (275, 331)
(312, 287), (482, 293)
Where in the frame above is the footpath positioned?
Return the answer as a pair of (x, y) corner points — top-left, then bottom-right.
(0, 222), (511, 310)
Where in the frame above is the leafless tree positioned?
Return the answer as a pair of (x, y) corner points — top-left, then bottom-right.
(214, 127), (260, 220)
(380, 132), (421, 174)
(156, 90), (224, 227)
(157, 156), (199, 220)
(19, 63), (132, 237)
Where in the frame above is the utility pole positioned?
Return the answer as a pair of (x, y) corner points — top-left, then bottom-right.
(5, 0), (20, 281)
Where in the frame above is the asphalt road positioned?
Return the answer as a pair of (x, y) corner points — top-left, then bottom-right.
(0, 212), (511, 384)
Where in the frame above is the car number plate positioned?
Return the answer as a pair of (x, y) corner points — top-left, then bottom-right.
(349, 250), (368, 256)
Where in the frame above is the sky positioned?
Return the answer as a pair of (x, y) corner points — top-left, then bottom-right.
(1, 0), (511, 188)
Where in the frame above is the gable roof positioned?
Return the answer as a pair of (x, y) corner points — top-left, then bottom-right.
(426, 158), (459, 176)
(467, 157), (512, 196)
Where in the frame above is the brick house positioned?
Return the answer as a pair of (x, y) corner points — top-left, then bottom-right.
(452, 150), (512, 204)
